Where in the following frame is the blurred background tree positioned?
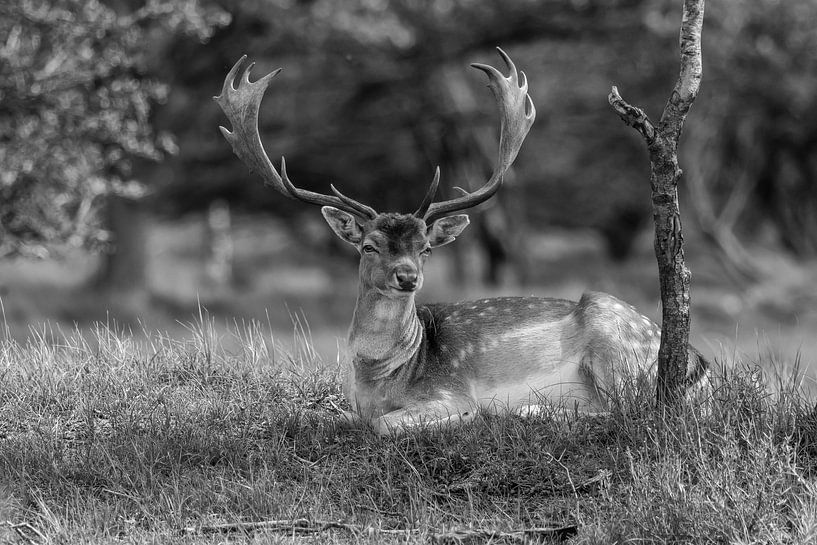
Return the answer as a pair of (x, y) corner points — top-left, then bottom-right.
(9, 0), (817, 277)
(686, 0), (817, 279)
(0, 0), (229, 282)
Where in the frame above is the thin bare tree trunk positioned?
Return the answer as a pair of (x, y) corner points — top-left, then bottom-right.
(609, 0), (705, 407)
(203, 199), (234, 289)
(97, 194), (147, 292)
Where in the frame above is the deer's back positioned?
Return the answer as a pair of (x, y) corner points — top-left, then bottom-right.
(417, 292), (663, 408)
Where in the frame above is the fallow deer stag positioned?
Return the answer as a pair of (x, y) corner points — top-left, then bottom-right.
(215, 49), (709, 434)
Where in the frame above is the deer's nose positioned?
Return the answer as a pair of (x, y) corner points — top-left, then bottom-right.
(394, 266), (418, 291)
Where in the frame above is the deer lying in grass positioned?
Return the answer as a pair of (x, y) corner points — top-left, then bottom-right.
(215, 49), (709, 434)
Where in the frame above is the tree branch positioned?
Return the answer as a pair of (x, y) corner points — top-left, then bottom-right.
(182, 518), (417, 536)
(659, 0), (705, 139)
(181, 518), (578, 542)
(608, 86), (656, 143)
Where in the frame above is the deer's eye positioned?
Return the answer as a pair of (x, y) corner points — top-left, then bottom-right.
(420, 247), (432, 257)
(362, 244), (378, 254)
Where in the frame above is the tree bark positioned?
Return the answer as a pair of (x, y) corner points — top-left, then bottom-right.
(96, 194), (148, 292)
(608, 0), (705, 407)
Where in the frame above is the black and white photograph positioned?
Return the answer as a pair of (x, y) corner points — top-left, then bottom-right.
(1, 0), (816, 542)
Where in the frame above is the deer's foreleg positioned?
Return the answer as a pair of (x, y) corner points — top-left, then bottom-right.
(370, 398), (477, 436)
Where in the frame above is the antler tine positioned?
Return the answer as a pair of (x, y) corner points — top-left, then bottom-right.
(330, 184), (377, 219)
(214, 56), (377, 220)
(496, 46), (518, 86)
(413, 166), (440, 218)
(423, 47), (535, 224)
(276, 158), (376, 219)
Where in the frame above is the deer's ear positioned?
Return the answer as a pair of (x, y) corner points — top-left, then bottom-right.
(427, 214), (470, 248)
(321, 206), (363, 245)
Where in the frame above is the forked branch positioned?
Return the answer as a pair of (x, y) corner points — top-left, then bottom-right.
(609, 0), (704, 143)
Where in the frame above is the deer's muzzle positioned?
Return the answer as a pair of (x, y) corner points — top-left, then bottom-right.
(394, 266), (419, 291)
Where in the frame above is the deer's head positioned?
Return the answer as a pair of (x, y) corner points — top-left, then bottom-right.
(214, 48), (534, 297)
(321, 207), (469, 297)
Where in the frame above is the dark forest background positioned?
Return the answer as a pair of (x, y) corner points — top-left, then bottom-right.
(2, 0), (816, 368)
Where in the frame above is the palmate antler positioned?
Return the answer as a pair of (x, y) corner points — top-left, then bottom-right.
(214, 48), (534, 223)
(213, 56), (376, 220)
(418, 48), (536, 223)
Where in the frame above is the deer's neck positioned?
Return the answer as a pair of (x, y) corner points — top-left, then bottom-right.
(348, 286), (423, 381)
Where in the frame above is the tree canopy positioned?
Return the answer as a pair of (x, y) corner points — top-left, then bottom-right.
(0, 0), (228, 257)
(4, 0), (817, 264)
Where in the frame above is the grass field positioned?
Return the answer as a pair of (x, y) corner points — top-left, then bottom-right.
(1, 215), (817, 543)
(1, 317), (816, 544)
